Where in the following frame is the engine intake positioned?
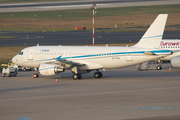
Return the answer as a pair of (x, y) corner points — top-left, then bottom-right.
(38, 64), (65, 76)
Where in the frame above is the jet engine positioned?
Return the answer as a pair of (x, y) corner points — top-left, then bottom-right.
(38, 64), (65, 76)
(171, 56), (180, 67)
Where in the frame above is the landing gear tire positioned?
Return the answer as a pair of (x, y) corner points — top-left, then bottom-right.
(22, 67), (26, 71)
(156, 66), (162, 70)
(73, 74), (82, 80)
(94, 72), (103, 78)
(33, 73), (39, 78)
(33, 67), (39, 78)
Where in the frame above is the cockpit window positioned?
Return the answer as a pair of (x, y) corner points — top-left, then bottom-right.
(19, 51), (23, 55)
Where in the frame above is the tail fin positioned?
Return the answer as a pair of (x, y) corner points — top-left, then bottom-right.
(133, 14), (168, 48)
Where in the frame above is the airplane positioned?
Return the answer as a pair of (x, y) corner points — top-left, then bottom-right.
(159, 40), (180, 67)
(137, 39), (180, 70)
(12, 14), (172, 80)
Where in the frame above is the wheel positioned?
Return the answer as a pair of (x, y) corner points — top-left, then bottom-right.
(22, 67), (26, 71)
(94, 72), (103, 78)
(36, 74), (39, 78)
(156, 66), (162, 70)
(77, 74), (82, 79)
(73, 74), (78, 80)
(73, 74), (81, 80)
(33, 73), (39, 78)
(99, 72), (103, 78)
(33, 74), (37, 78)
(94, 72), (99, 78)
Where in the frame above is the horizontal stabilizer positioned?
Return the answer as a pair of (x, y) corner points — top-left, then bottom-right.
(144, 51), (155, 55)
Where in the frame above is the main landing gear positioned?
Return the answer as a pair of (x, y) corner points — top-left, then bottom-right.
(73, 73), (82, 80)
(72, 71), (103, 80)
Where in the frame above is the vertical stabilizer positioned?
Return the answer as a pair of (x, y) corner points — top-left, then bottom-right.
(133, 14), (168, 48)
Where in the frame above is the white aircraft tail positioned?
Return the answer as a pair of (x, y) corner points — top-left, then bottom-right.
(133, 14), (168, 48)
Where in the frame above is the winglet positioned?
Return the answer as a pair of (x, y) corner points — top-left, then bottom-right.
(133, 14), (168, 48)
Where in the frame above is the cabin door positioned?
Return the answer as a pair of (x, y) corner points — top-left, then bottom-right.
(126, 49), (133, 61)
(28, 49), (34, 60)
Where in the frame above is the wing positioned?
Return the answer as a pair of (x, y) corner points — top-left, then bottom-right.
(53, 56), (84, 66)
(52, 56), (104, 70)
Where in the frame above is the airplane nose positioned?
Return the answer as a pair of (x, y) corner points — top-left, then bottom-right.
(12, 55), (18, 64)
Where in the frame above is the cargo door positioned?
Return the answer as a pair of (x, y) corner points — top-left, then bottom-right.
(126, 49), (133, 61)
(28, 49), (34, 60)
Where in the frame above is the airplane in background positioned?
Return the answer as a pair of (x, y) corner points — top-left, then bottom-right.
(159, 40), (180, 67)
(12, 14), (172, 80)
(137, 39), (180, 70)
(160, 39), (180, 61)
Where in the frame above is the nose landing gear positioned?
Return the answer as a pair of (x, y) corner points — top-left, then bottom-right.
(32, 67), (39, 78)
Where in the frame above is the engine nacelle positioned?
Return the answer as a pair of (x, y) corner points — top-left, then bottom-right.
(38, 64), (65, 76)
(171, 56), (180, 67)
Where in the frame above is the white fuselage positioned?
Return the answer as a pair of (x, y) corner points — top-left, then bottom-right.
(12, 46), (171, 69)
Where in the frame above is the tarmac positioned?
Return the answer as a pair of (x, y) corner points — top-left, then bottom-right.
(0, 31), (180, 47)
(1, 63), (180, 120)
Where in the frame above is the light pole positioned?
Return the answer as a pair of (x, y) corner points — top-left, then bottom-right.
(92, 2), (95, 46)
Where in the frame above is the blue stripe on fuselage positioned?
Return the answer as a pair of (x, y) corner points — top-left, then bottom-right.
(26, 49), (171, 63)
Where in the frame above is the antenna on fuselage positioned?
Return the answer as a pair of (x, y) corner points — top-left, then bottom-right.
(37, 43), (39, 46)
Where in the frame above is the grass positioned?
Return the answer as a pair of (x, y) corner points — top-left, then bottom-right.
(0, 4), (180, 32)
(0, 4), (180, 31)
(96, 4), (180, 17)
(1, 4), (180, 19)
(0, 36), (17, 39)
(98, 27), (180, 33)
(0, 28), (75, 32)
